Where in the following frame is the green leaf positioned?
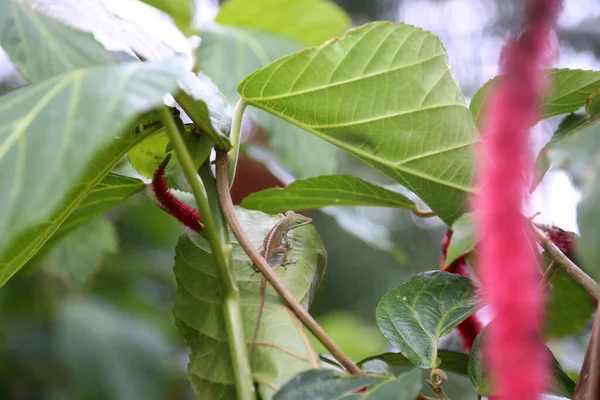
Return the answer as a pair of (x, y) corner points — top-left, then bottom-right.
(273, 368), (421, 400)
(470, 69), (600, 128)
(0, 59), (185, 286)
(533, 112), (590, 189)
(173, 208), (326, 400)
(544, 268), (595, 339)
(550, 121), (600, 283)
(41, 217), (117, 291)
(0, 0), (117, 82)
(239, 22), (477, 225)
(585, 88), (600, 118)
(198, 24), (337, 178)
(241, 174), (416, 213)
(444, 213), (475, 268)
(358, 350), (470, 377)
(376, 271), (480, 368)
(468, 328), (576, 397)
(216, 0), (350, 46)
(139, 0), (195, 36)
(57, 297), (174, 400)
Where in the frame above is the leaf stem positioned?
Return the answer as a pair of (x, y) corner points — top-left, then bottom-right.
(412, 207), (436, 218)
(532, 225), (600, 300)
(214, 149), (363, 376)
(159, 107), (255, 400)
(228, 99), (247, 186)
(542, 261), (558, 284)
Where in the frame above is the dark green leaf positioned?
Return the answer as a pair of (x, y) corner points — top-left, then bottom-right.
(198, 24), (337, 178)
(470, 69), (600, 127)
(468, 328), (576, 397)
(239, 22), (477, 225)
(273, 368), (421, 400)
(139, 0), (195, 36)
(586, 88), (600, 118)
(0, 0), (117, 82)
(173, 208), (326, 400)
(444, 213), (475, 268)
(0, 59), (185, 286)
(358, 350), (470, 377)
(216, 0), (349, 46)
(57, 298), (174, 400)
(241, 175), (415, 213)
(376, 271), (480, 368)
(41, 217), (117, 291)
(545, 266), (595, 339)
(550, 121), (600, 283)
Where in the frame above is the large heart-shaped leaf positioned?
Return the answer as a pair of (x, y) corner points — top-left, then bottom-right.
(0, 0), (117, 83)
(273, 368), (421, 400)
(173, 208), (326, 400)
(216, 0), (349, 46)
(470, 69), (600, 127)
(241, 174), (415, 213)
(198, 24), (337, 178)
(376, 271), (480, 368)
(238, 22), (477, 224)
(0, 58), (185, 285)
(468, 328), (576, 398)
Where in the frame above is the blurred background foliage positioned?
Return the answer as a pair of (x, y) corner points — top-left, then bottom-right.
(0, 0), (598, 399)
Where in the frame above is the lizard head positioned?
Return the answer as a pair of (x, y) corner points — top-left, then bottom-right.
(285, 211), (312, 227)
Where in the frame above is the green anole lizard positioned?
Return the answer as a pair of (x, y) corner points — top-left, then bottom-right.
(249, 211), (312, 353)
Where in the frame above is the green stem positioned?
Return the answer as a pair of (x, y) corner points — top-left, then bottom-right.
(159, 107), (255, 400)
(228, 99), (247, 186)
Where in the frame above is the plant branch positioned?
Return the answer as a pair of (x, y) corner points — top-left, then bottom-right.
(542, 261), (558, 284)
(227, 99), (247, 186)
(573, 305), (600, 399)
(159, 107), (255, 400)
(214, 149), (362, 376)
(532, 225), (600, 300)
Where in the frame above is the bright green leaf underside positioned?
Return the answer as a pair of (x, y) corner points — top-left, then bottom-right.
(173, 208), (326, 400)
(241, 174), (415, 213)
(0, 59), (184, 286)
(215, 0), (350, 46)
(239, 22), (477, 225)
(376, 271), (479, 368)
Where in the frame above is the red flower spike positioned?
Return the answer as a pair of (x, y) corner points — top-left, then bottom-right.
(152, 155), (203, 232)
(474, 1), (563, 399)
(440, 229), (482, 352)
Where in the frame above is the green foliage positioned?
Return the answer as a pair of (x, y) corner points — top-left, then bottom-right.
(216, 0), (350, 46)
(470, 69), (600, 127)
(273, 368), (421, 400)
(359, 350), (470, 377)
(239, 22), (477, 224)
(139, 0), (195, 36)
(444, 213), (475, 268)
(41, 217), (118, 291)
(242, 175), (416, 214)
(173, 209), (326, 400)
(468, 328), (576, 397)
(376, 271), (480, 368)
(550, 121), (600, 283)
(198, 24), (338, 178)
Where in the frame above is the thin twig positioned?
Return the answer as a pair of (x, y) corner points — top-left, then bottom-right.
(214, 149), (362, 375)
(159, 108), (255, 400)
(542, 261), (558, 283)
(532, 225), (600, 300)
(572, 306), (600, 399)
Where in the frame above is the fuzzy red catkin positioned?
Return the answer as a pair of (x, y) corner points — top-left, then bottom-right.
(440, 229), (482, 352)
(152, 155), (203, 232)
(474, 0), (562, 399)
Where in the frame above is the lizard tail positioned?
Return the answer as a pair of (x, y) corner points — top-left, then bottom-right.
(249, 276), (266, 354)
